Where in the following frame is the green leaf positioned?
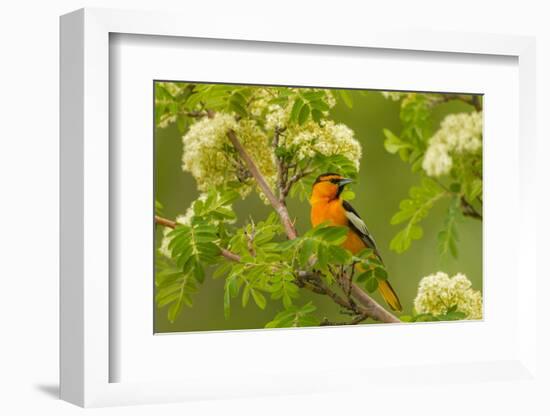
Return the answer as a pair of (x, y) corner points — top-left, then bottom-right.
(365, 277), (379, 293)
(155, 200), (164, 215)
(310, 99), (330, 112)
(450, 182), (461, 193)
(438, 195), (463, 259)
(374, 267), (388, 280)
(355, 271), (369, 283)
(328, 245), (352, 264)
(339, 90), (353, 108)
(290, 98), (305, 123)
(311, 108), (322, 123)
(312, 225), (349, 244)
(224, 285), (231, 319)
(383, 129), (411, 154)
(298, 103), (311, 125)
(167, 296), (184, 323)
(229, 102), (247, 117)
(340, 190), (355, 201)
(465, 178), (482, 203)
(299, 238), (315, 267)
(302, 91), (325, 101)
(265, 302), (319, 328)
(156, 264), (199, 323)
(389, 179), (446, 253)
(251, 289), (267, 310)
(242, 284), (251, 307)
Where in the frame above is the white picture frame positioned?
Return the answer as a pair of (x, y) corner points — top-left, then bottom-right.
(60, 7), (539, 408)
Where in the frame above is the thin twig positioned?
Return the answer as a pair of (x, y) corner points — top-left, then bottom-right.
(281, 168), (314, 198)
(245, 219), (257, 257)
(272, 127), (286, 199)
(155, 215), (176, 228)
(460, 197), (483, 220)
(320, 313), (369, 326)
(440, 94), (483, 112)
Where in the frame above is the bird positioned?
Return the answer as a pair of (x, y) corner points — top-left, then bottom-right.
(309, 172), (402, 311)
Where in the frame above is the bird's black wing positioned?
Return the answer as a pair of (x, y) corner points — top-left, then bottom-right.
(342, 200), (383, 261)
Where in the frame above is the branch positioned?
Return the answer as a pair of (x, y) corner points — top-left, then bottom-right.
(320, 313), (369, 326)
(460, 197), (483, 220)
(272, 127), (286, 199)
(155, 215), (176, 228)
(281, 168), (313, 199)
(346, 280), (401, 323)
(227, 129), (298, 240)
(297, 271), (359, 314)
(440, 93), (483, 112)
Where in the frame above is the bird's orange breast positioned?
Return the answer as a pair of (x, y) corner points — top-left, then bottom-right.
(310, 200), (365, 254)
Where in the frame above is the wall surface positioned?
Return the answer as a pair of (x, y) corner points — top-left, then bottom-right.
(0, 0), (548, 414)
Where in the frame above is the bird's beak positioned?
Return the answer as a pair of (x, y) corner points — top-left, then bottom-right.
(337, 178), (353, 187)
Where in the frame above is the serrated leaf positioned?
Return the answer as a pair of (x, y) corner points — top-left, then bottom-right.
(383, 129), (411, 154)
(242, 285), (250, 307)
(167, 296), (184, 323)
(251, 289), (267, 310)
(290, 98), (305, 123)
(389, 179), (445, 253)
(438, 196), (463, 259)
(224, 283), (231, 319)
(310, 99), (330, 112)
(311, 108), (322, 123)
(298, 103), (310, 125)
(328, 245), (352, 264)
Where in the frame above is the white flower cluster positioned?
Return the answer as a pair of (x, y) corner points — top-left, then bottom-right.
(282, 121), (362, 170)
(181, 113), (277, 197)
(264, 104), (287, 131)
(260, 88), (360, 169)
(414, 271), (482, 320)
(422, 111), (483, 177)
(248, 88), (272, 118)
(181, 88), (362, 199)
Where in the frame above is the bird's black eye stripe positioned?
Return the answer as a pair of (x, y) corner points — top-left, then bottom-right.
(330, 178), (340, 184)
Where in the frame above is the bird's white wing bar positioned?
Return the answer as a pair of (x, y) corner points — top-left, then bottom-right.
(345, 210), (373, 241)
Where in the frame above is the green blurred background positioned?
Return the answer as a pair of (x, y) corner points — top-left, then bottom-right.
(155, 88), (482, 333)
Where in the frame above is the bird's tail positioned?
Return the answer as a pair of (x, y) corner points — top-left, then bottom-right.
(378, 279), (402, 312)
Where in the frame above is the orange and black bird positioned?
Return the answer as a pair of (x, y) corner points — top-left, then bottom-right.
(309, 173), (402, 311)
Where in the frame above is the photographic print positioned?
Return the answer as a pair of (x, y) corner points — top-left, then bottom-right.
(154, 82), (483, 333)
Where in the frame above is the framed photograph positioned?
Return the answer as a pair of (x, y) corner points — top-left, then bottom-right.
(60, 8), (539, 408)
(153, 80), (483, 333)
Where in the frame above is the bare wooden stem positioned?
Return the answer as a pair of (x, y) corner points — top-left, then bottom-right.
(227, 129), (297, 240)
